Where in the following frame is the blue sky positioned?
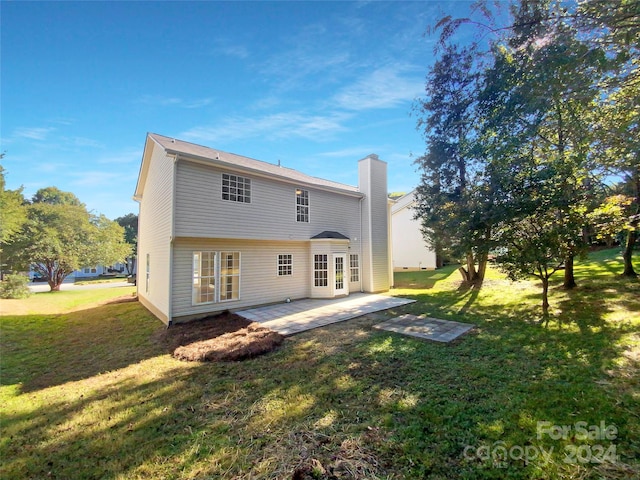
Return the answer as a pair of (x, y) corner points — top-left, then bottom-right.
(1, 1), (475, 220)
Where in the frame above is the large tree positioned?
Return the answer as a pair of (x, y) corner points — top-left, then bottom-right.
(431, 0), (638, 284)
(413, 44), (496, 286)
(0, 165), (27, 249)
(115, 213), (138, 275)
(5, 190), (131, 291)
(479, 1), (606, 289)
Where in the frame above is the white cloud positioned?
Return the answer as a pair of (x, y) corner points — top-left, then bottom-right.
(13, 126), (56, 141)
(216, 44), (249, 59)
(332, 66), (424, 111)
(137, 95), (213, 109)
(318, 146), (378, 158)
(182, 111), (352, 144)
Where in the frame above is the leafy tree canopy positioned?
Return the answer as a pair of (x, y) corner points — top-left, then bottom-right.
(4, 189), (130, 291)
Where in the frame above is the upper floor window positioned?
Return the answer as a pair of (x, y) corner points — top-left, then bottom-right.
(296, 188), (309, 222)
(222, 173), (251, 203)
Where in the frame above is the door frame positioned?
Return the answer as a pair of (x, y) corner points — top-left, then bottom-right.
(333, 253), (348, 297)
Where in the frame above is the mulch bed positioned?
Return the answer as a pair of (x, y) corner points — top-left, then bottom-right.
(155, 311), (284, 362)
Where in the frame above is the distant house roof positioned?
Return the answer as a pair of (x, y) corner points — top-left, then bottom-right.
(146, 133), (361, 196)
(391, 189), (416, 214)
(311, 231), (350, 240)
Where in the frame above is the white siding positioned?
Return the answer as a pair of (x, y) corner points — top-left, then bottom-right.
(171, 238), (310, 320)
(174, 160), (362, 244)
(391, 191), (437, 270)
(359, 156), (390, 292)
(137, 143), (175, 323)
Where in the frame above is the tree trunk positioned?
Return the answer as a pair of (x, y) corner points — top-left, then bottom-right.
(475, 252), (488, 287)
(542, 277), (550, 318)
(458, 252), (477, 284)
(458, 266), (471, 283)
(563, 254), (577, 289)
(622, 230), (637, 277)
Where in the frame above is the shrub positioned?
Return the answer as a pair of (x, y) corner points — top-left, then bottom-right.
(0, 274), (32, 299)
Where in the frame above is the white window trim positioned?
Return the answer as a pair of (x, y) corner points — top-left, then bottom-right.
(222, 173), (251, 203)
(295, 188), (310, 223)
(313, 253), (328, 287)
(350, 254), (359, 282)
(219, 251), (241, 303)
(192, 250), (241, 305)
(277, 254), (293, 276)
(192, 251), (217, 306)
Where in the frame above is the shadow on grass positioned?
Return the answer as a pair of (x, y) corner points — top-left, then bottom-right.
(0, 301), (167, 393)
(393, 265), (460, 290)
(2, 259), (639, 479)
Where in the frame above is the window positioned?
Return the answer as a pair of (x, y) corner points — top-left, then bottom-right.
(193, 251), (216, 304)
(296, 188), (309, 222)
(222, 173), (251, 203)
(278, 254), (292, 276)
(192, 251), (240, 304)
(219, 252), (240, 301)
(350, 254), (359, 282)
(314, 254), (328, 287)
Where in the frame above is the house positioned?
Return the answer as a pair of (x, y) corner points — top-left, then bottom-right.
(74, 263), (129, 277)
(391, 190), (438, 271)
(133, 133), (392, 325)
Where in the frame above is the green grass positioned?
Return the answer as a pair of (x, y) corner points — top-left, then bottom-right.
(0, 285), (137, 315)
(1, 248), (638, 479)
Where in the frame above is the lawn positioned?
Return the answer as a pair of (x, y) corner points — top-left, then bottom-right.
(1, 249), (638, 479)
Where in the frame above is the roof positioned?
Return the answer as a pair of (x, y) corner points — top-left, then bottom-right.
(310, 231), (350, 240)
(391, 189), (416, 214)
(147, 133), (361, 195)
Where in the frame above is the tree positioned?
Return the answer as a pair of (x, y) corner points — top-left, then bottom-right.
(4, 191), (131, 291)
(413, 44), (496, 286)
(479, 1), (605, 289)
(32, 186), (85, 206)
(496, 211), (568, 318)
(593, 79), (640, 276)
(115, 213), (138, 274)
(0, 165), (27, 249)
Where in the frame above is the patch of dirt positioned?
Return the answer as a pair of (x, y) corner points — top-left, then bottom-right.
(155, 311), (284, 362)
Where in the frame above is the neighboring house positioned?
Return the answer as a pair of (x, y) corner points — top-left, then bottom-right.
(29, 263), (127, 280)
(391, 190), (438, 271)
(133, 133), (392, 325)
(74, 263), (128, 277)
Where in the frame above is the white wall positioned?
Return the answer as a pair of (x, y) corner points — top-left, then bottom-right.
(171, 238), (311, 321)
(391, 191), (437, 270)
(136, 141), (175, 323)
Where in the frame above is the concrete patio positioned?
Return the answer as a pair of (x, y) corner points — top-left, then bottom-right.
(237, 293), (474, 343)
(237, 292), (416, 336)
(373, 314), (474, 343)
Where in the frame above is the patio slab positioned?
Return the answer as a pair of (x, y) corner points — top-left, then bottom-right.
(373, 314), (474, 343)
(236, 293), (415, 336)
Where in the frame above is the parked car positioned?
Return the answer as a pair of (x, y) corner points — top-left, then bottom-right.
(127, 274), (137, 286)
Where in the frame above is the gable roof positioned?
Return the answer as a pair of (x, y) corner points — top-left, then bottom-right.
(139, 133), (361, 197)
